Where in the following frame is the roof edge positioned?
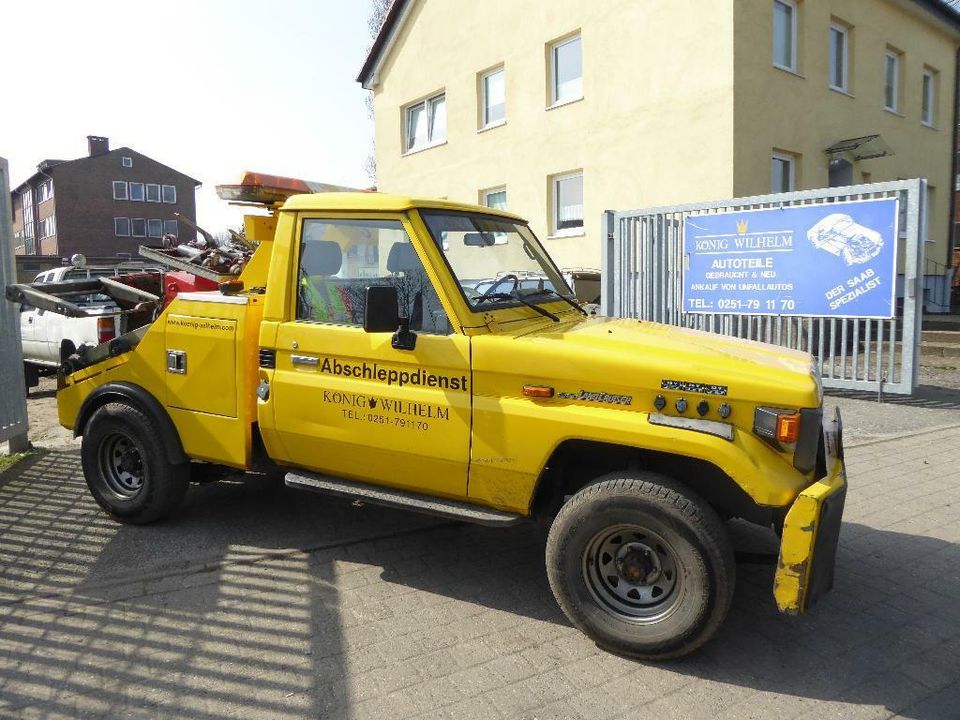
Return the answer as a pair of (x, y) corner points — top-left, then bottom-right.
(911, 0), (960, 33)
(356, 0), (414, 90)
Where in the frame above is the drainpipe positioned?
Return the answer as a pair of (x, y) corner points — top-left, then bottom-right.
(946, 46), (959, 308)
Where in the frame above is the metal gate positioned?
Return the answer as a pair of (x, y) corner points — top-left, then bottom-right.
(601, 179), (926, 395)
(0, 157), (30, 450)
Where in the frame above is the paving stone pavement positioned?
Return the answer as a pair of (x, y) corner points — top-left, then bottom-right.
(1, 425), (959, 720)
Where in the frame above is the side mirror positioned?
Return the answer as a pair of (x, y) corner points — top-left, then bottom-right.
(363, 285), (417, 351)
(364, 285), (400, 333)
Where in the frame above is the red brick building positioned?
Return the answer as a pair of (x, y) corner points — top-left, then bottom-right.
(10, 136), (200, 259)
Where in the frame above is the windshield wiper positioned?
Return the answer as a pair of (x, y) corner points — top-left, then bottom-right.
(475, 292), (560, 322)
(525, 288), (588, 316)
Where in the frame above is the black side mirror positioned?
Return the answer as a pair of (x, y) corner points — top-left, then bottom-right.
(364, 285), (417, 350)
(364, 285), (400, 332)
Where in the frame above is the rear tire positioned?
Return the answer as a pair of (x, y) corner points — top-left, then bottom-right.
(546, 472), (735, 660)
(81, 402), (189, 524)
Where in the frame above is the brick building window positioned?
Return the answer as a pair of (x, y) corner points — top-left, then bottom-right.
(131, 218), (146, 237)
(146, 184), (161, 203)
(162, 185), (177, 203)
(36, 179), (54, 203)
(115, 217), (131, 237)
(130, 182), (145, 201)
(122, 156), (133, 167)
(112, 181), (128, 200)
(147, 219), (163, 238)
(163, 219), (179, 237)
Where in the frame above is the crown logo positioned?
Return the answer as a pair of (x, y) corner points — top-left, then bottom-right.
(736, 219), (749, 234)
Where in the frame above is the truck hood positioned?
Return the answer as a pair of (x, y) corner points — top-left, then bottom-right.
(476, 315), (821, 412)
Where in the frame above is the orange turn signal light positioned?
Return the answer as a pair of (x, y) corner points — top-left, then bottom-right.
(523, 385), (555, 398)
(775, 413), (801, 444)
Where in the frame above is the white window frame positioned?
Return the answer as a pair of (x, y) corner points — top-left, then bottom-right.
(147, 219), (163, 238)
(921, 68), (936, 127)
(481, 186), (509, 244)
(131, 218), (147, 237)
(550, 171), (584, 238)
(162, 184), (177, 203)
(549, 34), (583, 107)
(884, 50), (901, 112)
(146, 184), (161, 203)
(480, 66), (506, 130)
(772, 0), (798, 72)
(39, 216), (56, 239)
(828, 24), (849, 92)
(163, 219), (179, 237)
(122, 156), (133, 168)
(771, 152), (796, 193)
(112, 181), (128, 200)
(114, 217), (131, 237)
(403, 92), (446, 154)
(129, 182), (145, 202)
(36, 179), (54, 204)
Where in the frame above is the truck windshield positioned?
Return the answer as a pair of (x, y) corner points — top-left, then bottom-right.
(419, 210), (573, 309)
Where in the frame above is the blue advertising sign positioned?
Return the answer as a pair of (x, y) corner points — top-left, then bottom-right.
(682, 198), (898, 318)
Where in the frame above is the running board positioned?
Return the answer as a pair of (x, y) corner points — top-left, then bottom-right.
(284, 471), (524, 527)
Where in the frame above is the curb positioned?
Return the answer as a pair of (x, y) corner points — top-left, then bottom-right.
(844, 421), (960, 449)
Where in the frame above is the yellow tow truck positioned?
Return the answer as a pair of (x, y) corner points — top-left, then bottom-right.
(48, 175), (846, 659)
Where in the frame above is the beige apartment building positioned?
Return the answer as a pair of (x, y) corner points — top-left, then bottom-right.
(359, 0), (960, 311)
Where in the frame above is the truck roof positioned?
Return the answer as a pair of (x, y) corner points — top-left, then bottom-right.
(280, 192), (526, 222)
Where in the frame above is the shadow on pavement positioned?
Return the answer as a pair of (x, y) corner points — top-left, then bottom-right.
(828, 383), (960, 410)
(1, 450), (957, 719)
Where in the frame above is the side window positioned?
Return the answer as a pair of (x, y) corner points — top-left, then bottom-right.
(296, 218), (452, 335)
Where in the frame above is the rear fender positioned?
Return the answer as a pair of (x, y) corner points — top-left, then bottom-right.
(73, 382), (188, 465)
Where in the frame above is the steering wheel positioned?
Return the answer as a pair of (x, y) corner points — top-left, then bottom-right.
(481, 274), (519, 298)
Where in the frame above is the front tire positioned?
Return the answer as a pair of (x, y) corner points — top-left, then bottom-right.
(81, 402), (189, 524)
(546, 472), (735, 660)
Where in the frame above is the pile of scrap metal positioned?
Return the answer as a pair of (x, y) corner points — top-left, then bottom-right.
(146, 213), (256, 278)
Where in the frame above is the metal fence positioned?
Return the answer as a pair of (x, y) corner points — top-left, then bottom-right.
(0, 157), (30, 450)
(601, 179), (926, 395)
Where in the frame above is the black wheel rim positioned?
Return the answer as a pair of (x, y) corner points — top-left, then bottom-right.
(98, 432), (145, 499)
(582, 523), (685, 624)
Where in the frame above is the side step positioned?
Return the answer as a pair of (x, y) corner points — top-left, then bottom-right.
(285, 471), (524, 527)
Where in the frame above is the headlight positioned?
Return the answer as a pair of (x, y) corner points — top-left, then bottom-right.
(754, 406), (801, 444)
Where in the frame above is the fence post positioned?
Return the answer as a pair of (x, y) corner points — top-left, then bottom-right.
(601, 210), (616, 317)
(901, 179), (925, 392)
(0, 157), (30, 454)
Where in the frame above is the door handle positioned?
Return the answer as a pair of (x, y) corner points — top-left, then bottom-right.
(291, 354), (319, 367)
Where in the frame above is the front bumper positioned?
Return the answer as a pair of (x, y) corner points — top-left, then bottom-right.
(773, 407), (847, 614)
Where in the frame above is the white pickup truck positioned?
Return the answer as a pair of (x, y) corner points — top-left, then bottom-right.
(20, 266), (123, 390)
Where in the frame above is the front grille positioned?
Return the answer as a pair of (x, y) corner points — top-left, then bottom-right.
(258, 348), (276, 369)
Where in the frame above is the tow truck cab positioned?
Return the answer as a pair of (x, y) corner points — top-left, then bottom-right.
(55, 189), (846, 660)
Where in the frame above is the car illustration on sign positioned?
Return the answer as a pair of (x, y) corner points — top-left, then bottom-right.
(807, 213), (884, 266)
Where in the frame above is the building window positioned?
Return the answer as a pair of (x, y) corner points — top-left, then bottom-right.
(829, 24), (848, 91)
(771, 152), (795, 193)
(551, 171), (584, 236)
(922, 68), (937, 127)
(884, 50), (901, 112)
(112, 181), (128, 200)
(129, 182), (144, 201)
(481, 187), (508, 244)
(162, 184), (177, 203)
(122, 156), (133, 167)
(39, 216), (56, 239)
(114, 217), (131, 237)
(480, 67), (506, 129)
(36, 179), (54, 204)
(772, 0), (797, 71)
(550, 34), (582, 106)
(147, 219), (163, 238)
(163, 219), (179, 237)
(146, 184), (161, 202)
(404, 92), (446, 153)
(131, 218), (146, 237)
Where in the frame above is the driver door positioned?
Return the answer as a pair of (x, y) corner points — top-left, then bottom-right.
(267, 214), (472, 500)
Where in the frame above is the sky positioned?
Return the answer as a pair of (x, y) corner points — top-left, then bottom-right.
(0, 0), (376, 233)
